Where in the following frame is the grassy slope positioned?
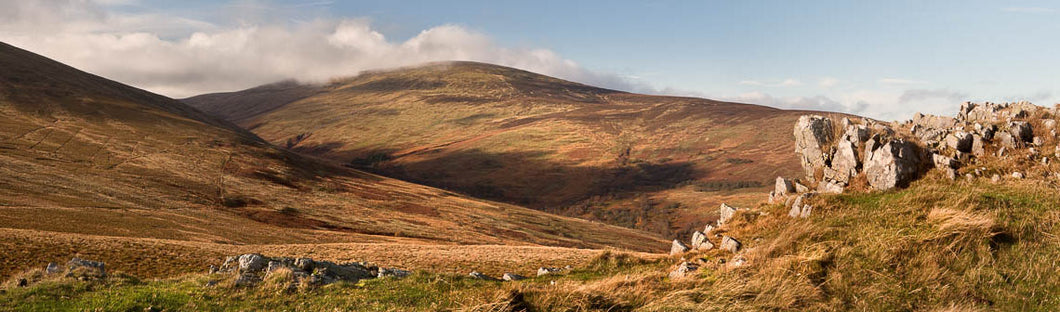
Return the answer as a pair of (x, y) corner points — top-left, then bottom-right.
(185, 62), (814, 238)
(10, 172), (1056, 310)
(0, 41), (668, 277)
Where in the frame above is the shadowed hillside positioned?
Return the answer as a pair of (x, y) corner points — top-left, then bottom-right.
(186, 62), (815, 238)
(0, 42), (669, 277)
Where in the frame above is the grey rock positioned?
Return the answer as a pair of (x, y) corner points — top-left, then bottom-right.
(774, 177), (795, 197)
(932, 153), (957, 169)
(794, 181), (810, 193)
(502, 273), (526, 281)
(794, 115), (835, 179)
(691, 231), (709, 250)
(469, 271), (500, 281)
(377, 268), (411, 278)
(1012, 172), (1025, 179)
(237, 254), (267, 273)
(863, 139), (923, 190)
(537, 267), (563, 276)
(718, 203), (738, 225)
(668, 261), (698, 279)
(998, 132), (1017, 149)
(817, 180), (844, 194)
(46, 262), (61, 274)
(830, 137), (860, 183)
(971, 134), (986, 157)
(730, 255), (748, 267)
(1010, 121), (1034, 143)
(234, 273), (260, 287)
(944, 132), (973, 153)
(703, 224), (715, 234)
(720, 236), (742, 253)
(992, 174), (1001, 183)
(800, 205), (813, 218)
(67, 257), (105, 278)
(670, 239), (690, 255)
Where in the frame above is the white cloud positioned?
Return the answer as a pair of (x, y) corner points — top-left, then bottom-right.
(737, 78), (801, 87)
(0, 0), (637, 98)
(818, 77), (839, 88)
(879, 78), (928, 86)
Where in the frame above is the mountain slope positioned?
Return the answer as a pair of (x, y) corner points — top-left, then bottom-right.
(0, 42), (667, 265)
(185, 62), (817, 237)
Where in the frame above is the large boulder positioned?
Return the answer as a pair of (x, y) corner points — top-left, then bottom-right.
(863, 139), (923, 190)
(794, 115), (835, 179)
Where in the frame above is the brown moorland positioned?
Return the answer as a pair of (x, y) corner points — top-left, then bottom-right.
(186, 62), (823, 237)
(0, 42), (668, 278)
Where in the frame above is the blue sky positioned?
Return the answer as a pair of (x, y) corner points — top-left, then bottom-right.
(3, 0), (1058, 119)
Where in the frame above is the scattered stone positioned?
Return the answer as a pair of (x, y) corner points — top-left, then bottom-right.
(691, 231), (709, 250)
(992, 174), (1001, 183)
(469, 271), (500, 281)
(817, 180), (844, 194)
(730, 255), (747, 267)
(46, 262), (61, 274)
(67, 257), (105, 278)
(670, 239), (690, 255)
(537, 267), (563, 276)
(1012, 172), (1025, 179)
(970, 134), (986, 157)
(1009, 121), (1034, 143)
(799, 205), (813, 218)
(998, 132), (1017, 149)
(965, 173), (975, 181)
(502, 273), (526, 281)
(720, 236), (742, 253)
(794, 181), (810, 193)
(377, 268), (411, 278)
(944, 132), (973, 153)
(944, 168), (958, 181)
(774, 177), (795, 197)
(718, 203), (738, 225)
(703, 224), (715, 234)
(1034, 137), (1045, 146)
(830, 137), (860, 183)
(932, 153), (957, 169)
(668, 261), (698, 279)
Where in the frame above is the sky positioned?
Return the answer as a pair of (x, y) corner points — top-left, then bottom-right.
(1, 0), (1058, 120)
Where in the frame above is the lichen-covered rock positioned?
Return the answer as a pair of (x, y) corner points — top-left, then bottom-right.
(670, 239), (690, 255)
(237, 254), (267, 273)
(691, 231), (708, 249)
(817, 181), (844, 194)
(864, 139), (923, 190)
(794, 115), (835, 179)
(378, 268), (411, 278)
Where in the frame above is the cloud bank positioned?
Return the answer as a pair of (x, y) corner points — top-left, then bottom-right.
(0, 0), (636, 98)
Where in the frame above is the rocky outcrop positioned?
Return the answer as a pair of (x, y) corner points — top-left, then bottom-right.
(213, 253), (401, 288)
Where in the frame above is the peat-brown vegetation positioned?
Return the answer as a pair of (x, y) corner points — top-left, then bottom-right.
(185, 61), (811, 237)
(0, 42), (668, 277)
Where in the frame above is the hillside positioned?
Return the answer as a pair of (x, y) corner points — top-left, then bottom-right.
(0, 42), (669, 278)
(185, 62), (816, 238)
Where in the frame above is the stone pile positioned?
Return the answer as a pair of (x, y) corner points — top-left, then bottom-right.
(211, 253), (408, 288)
(667, 203), (751, 278)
